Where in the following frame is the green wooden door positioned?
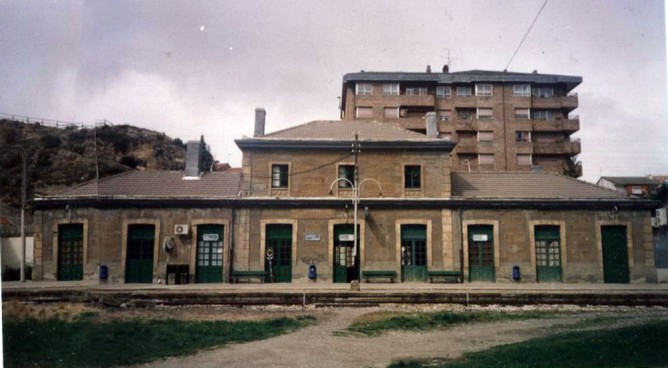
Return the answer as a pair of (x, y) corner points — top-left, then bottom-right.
(58, 224), (83, 281)
(125, 224), (155, 283)
(265, 224), (292, 283)
(333, 224), (360, 283)
(401, 225), (427, 282)
(535, 225), (562, 282)
(469, 225), (495, 281)
(196, 225), (224, 283)
(602, 226), (629, 283)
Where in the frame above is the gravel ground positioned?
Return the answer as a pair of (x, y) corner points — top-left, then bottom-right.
(129, 304), (668, 368)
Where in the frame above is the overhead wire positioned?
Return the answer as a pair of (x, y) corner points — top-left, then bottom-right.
(505, 0), (549, 71)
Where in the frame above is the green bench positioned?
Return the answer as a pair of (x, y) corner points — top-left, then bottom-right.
(362, 270), (397, 283)
(427, 270), (462, 283)
(231, 270), (267, 283)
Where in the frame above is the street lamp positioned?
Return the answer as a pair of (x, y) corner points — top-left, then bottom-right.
(328, 177), (382, 281)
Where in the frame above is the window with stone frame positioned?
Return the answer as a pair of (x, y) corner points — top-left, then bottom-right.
(338, 165), (355, 189)
(404, 165), (421, 189)
(271, 164), (289, 188)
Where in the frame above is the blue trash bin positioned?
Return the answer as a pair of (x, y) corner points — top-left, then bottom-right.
(512, 265), (521, 281)
(99, 265), (108, 280)
(308, 265), (317, 280)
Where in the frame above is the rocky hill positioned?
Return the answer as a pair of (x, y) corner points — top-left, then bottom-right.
(0, 119), (212, 211)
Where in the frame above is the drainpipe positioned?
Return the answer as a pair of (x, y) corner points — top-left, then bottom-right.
(459, 208), (464, 283)
(228, 206), (236, 283)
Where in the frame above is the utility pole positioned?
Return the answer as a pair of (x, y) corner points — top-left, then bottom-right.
(352, 133), (360, 281)
(20, 150), (26, 282)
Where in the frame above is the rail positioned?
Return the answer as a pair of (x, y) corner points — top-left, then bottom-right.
(0, 112), (113, 129)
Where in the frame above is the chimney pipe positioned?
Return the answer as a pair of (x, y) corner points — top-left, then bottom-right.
(254, 108), (266, 137)
(426, 65), (431, 73)
(442, 64), (449, 73)
(426, 112), (438, 138)
(184, 140), (201, 178)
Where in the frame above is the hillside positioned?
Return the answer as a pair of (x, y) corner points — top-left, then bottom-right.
(0, 119), (211, 211)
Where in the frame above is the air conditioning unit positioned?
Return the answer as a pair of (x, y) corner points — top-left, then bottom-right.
(657, 208), (668, 226)
(174, 224), (189, 235)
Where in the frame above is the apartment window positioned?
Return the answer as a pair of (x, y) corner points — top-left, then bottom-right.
(513, 84), (531, 96)
(517, 154), (532, 165)
(384, 107), (399, 118)
(338, 165), (355, 188)
(404, 165), (421, 189)
(437, 110), (452, 121)
(515, 108), (530, 120)
(477, 108), (493, 120)
(436, 86), (451, 99)
(533, 86), (554, 98)
(271, 164), (289, 188)
(531, 109), (555, 120)
(475, 84), (493, 97)
(456, 86), (472, 97)
(356, 106), (373, 119)
(515, 131), (531, 143)
(478, 154), (494, 165)
(383, 83), (400, 95)
(457, 108), (474, 120)
(355, 83), (372, 95)
(405, 87), (428, 96)
(478, 131), (494, 142)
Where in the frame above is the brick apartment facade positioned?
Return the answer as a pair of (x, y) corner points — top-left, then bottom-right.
(341, 67), (582, 175)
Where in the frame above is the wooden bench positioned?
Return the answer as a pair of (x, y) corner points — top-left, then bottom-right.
(362, 270), (397, 283)
(231, 270), (267, 283)
(428, 270), (462, 283)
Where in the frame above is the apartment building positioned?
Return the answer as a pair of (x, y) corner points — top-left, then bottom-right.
(341, 67), (582, 175)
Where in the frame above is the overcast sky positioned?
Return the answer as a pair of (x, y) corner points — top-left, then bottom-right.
(1, 0), (666, 182)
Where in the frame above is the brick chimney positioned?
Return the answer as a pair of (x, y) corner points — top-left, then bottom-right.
(426, 112), (438, 138)
(442, 64), (449, 73)
(254, 108), (266, 137)
(426, 65), (431, 73)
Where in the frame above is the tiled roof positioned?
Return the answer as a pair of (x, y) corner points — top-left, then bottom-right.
(257, 120), (437, 141)
(598, 176), (660, 186)
(452, 172), (628, 199)
(51, 170), (241, 199)
(343, 69), (582, 89)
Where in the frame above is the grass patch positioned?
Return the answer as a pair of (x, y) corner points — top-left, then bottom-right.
(4, 315), (314, 368)
(347, 310), (554, 336)
(390, 320), (668, 368)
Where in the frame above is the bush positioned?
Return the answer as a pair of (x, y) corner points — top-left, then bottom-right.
(119, 155), (142, 168)
(41, 134), (62, 149)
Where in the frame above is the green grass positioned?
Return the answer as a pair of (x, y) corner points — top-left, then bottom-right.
(347, 311), (554, 336)
(4, 315), (315, 368)
(390, 320), (668, 368)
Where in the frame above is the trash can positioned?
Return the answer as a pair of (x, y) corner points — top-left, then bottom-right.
(99, 265), (108, 281)
(512, 265), (521, 281)
(308, 265), (317, 280)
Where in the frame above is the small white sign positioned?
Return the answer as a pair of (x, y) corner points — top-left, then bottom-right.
(203, 234), (219, 241)
(339, 234), (355, 242)
(472, 234), (488, 242)
(305, 233), (321, 241)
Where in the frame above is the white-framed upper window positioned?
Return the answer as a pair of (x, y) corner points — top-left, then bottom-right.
(436, 86), (451, 99)
(515, 131), (531, 143)
(478, 154), (494, 165)
(515, 108), (530, 120)
(456, 86), (472, 97)
(475, 84), (493, 97)
(477, 108), (493, 120)
(631, 186), (643, 195)
(355, 83), (373, 95)
(405, 87), (428, 96)
(533, 86), (554, 98)
(383, 83), (400, 95)
(356, 106), (373, 119)
(383, 107), (399, 118)
(478, 131), (494, 142)
(531, 109), (555, 120)
(517, 154), (532, 165)
(513, 84), (531, 96)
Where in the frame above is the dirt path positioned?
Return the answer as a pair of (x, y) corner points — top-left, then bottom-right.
(134, 307), (580, 368)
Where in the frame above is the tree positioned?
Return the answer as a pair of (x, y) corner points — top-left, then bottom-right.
(563, 155), (582, 178)
(198, 135), (214, 172)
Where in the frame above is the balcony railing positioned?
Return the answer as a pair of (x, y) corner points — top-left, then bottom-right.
(533, 139), (581, 155)
(532, 117), (580, 133)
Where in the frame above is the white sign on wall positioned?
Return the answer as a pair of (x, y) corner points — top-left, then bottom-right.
(472, 234), (488, 242)
(339, 234), (355, 242)
(203, 234), (219, 241)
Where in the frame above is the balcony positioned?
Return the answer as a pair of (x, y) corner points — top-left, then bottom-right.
(532, 116), (580, 133)
(451, 119), (478, 132)
(385, 117), (426, 131)
(455, 140), (478, 154)
(533, 139), (581, 155)
(532, 93), (579, 112)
